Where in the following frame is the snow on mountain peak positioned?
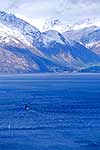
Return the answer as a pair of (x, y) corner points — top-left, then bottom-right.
(42, 17), (100, 33)
(0, 11), (41, 44)
(41, 30), (69, 46)
(0, 22), (45, 58)
(0, 23), (33, 47)
(0, 11), (39, 31)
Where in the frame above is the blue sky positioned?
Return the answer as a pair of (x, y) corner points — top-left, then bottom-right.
(0, 0), (100, 31)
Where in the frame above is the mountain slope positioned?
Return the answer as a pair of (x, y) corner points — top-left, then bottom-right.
(63, 26), (100, 55)
(39, 30), (100, 69)
(0, 19), (74, 73)
(0, 11), (100, 73)
(0, 47), (37, 73)
(81, 29), (100, 55)
(0, 11), (41, 45)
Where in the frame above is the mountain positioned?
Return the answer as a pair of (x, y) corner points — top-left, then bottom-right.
(0, 47), (30, 73)
(39, 30), (100, 69)
(0, 22), (47, 73)
(78, 66), (100, 73)
(0, 13), (74, 73)
(0, 11), (100, 73)
(0, 11), (41, 46)
(63, 26), (98, 42)
(81, 29), (100, 55)
(43, 18), (100, 33)
(63, 26), (100, 55)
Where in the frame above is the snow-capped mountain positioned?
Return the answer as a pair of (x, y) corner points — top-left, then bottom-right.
(0, 22), (47, 57)
(81, 29), (100, 55)
(0, 23), (32, 48)
(63, 26), (99, 42)
(43, 18), (100, 32)
(86, 41), (100, 55)
(63, 26), (100, 55)
(0, 11), (100, 73)
(39, 30), (100, 68)
(0, 11), (41, 45)
(0, 13), (74, 73)
(0, 23), (44, 73)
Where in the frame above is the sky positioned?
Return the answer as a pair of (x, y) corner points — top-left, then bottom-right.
(0, 0), (100, 31)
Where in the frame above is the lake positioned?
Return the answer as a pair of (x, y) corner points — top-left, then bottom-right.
(0, 73), (100, 150)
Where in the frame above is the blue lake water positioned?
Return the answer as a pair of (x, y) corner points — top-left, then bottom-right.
(0, 73), (100, 150)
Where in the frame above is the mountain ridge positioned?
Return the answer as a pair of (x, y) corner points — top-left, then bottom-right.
(0, 11), (100, 73)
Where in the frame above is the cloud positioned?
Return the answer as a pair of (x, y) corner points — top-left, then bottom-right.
(66, 0), (100, 4)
